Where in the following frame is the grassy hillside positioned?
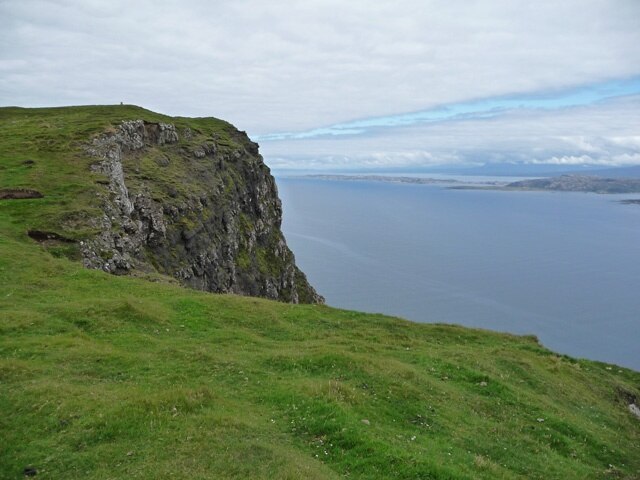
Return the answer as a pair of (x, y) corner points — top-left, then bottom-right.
(0, 105), (192, 239)
(1, 106), (640, 479)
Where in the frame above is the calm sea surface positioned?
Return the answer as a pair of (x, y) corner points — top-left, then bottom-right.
(277, 177), (640, 370)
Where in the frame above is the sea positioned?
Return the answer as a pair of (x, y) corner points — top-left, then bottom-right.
(276, 175), (640, 371)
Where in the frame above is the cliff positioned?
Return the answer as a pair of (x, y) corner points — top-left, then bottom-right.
(0, 105), (322, 303)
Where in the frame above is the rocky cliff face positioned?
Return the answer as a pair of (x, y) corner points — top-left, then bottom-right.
(81, 118), (322, 304)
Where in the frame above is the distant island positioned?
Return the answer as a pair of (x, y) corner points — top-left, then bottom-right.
(305, 174), (640, 195)
(304, 174), (505, 186)
(451, 174), (640, 194)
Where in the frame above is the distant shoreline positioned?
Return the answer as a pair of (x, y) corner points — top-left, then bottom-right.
(303, 174), (506, 187)
(303, 173), (640, 195)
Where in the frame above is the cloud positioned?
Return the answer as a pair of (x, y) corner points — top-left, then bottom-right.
(529, 153), (640, 166)
(2, 0), (640, 134)
(261, 95), (640, 169)
(1, 0), (639, 169)
(255, 78), (640, 141)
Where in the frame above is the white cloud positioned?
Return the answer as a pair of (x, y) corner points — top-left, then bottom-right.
(530, 153), (640, 166)
(607, 136), (640, 149)
(1, 0), (639, 135)
(260, 95), (640, 169)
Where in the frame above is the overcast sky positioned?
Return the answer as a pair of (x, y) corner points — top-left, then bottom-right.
(2, 0), (639, 170)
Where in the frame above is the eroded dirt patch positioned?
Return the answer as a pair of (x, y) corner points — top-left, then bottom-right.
(27, 230), (75, 243)
(0, 188), (43, 200)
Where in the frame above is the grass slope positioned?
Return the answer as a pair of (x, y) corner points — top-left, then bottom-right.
(0, 105), (243, 241)
(2, 227), (640, 479)
(1, 106), (639, 479)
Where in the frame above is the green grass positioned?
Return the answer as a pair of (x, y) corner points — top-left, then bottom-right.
(1, 106), (639, 479)
(1, 232), (639, 480)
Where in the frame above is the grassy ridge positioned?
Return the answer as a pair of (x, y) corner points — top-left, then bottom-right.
(1, 106), (639, 479)
(1, 231), (639, 479)
(0, 105), (239, 239)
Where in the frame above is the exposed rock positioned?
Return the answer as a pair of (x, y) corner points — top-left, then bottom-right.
(182, 127), (194, 140)
(82, 119), (322, 303)
(110, 119), (179, 150)
(23, 466), (37, 477)
(155, 154), (170, 167)
(618, 388), (640, 420)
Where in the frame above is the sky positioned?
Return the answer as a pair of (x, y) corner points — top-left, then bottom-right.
(1, 0), (639, 171)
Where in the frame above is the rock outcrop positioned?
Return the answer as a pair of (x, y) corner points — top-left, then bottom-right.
(81, 119), (322, 304)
